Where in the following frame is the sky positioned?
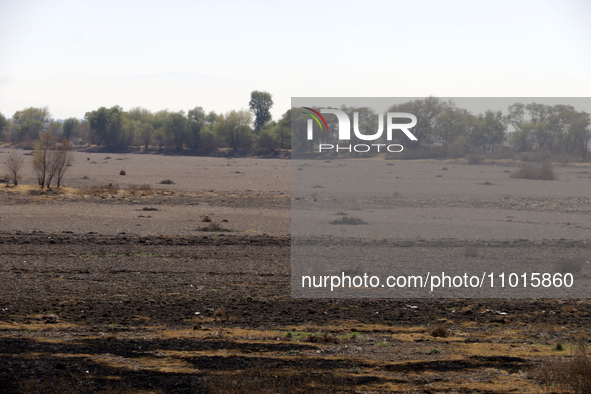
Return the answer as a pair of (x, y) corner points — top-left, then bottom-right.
(1, 0), (590, 121)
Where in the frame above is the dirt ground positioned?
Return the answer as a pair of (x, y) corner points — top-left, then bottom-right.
(0, 150), (590, 393)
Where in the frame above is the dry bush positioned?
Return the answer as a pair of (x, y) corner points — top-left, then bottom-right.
(119, 169), (126, 175)
(4, 151), (24, 185)
(78, 183), (119, 196)
(206, 222), (225, 232)
(304, 332), (341, 344)
(555, 259), (585, 275)
(160, 179), (175, 184)
(214, 307), (227, 320)
(561, 304), (578, 314)
(329, 216), (368, 225)
(197, 222), (231, 232)
(510, 163), (557, 180)
(430, 323), (448, 338)
(128, 184), (151, 194)
(531, 339), (591, 394)
(464, 245), (479, 257)
(466, 154), (484, 164)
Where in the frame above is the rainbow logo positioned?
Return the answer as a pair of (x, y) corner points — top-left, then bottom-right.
(302, 107), (329, 132)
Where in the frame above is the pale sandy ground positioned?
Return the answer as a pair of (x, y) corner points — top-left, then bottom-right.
(1, 148), (591, 240)
(0, 149), (291, 193)
(292, 158), (591, 240)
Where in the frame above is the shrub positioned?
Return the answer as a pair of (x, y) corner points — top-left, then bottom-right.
(531, 339), (591, 394)
(466, 154), (483, 164)
(304, 332), (340, 344)
(160, 179), (175, 184)
(430, 323), (448, 338)
(213, 307), (226, 318)
(510, 163), (557, 180)
(206, 222), (224, 232)
(329, 216), (368, 225)
(197, 222), (231, 232)
(555, 259), (584, 274)
(119, 169), (126, 175)
(128, 184), (151, 194)
(4, 151), (24, 185)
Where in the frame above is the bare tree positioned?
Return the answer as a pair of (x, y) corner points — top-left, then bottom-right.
(32, 130), (55, 189)
(4, 151), (24, 185)
(51, 139), (74, 187)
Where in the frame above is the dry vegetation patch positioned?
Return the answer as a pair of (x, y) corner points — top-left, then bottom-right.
(510, 163), (558, 180)
(329, 216), (368, 225)
(531, 340), (591, 394)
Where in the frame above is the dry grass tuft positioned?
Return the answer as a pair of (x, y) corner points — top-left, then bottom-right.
(304, 332), (341, 344)
(531, 339), (591, 394)
(430, 323), (448, 338)
(197, 222), (231, 232)
(128, 184), (151, 194)
(466, 154), (484, 164)
(214, 307), (227, 320)
(510, 163), (557, 180)
(555, 259), (584, 274)
(78, 183), (119, 196)
(329, 216), (368, 225)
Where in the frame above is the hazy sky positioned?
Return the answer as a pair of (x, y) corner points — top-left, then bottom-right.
(1, 0), (590, 121)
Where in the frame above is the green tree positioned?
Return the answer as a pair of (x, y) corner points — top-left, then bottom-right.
(468, 110), (507, 152)
(568, 111), (591, 161)
(339, 106), (381, 154)
(257, 121), (279, 152)
(199, 124), (220, 151)
(85, 106), (131, 150)
(387, 97), (444, 150)
(128, 107), (153, 123)
(12, 106), (51, 143)
(163, 111), (187, 151)
(138, 122), (154, 149)
(62, 118), (80, 140)
(249, 91), (273, 132)
(274, 110), (291, 149)
(215, 110), (253, 152)
(0, 112), (9, 141)
(434, 106), (474, 156)
(186, 107), (206, 151)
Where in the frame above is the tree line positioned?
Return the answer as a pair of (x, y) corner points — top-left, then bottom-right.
(1, 96), (589, 160)
(0, 91), (290, 154)
(293, 98), (591, 160)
